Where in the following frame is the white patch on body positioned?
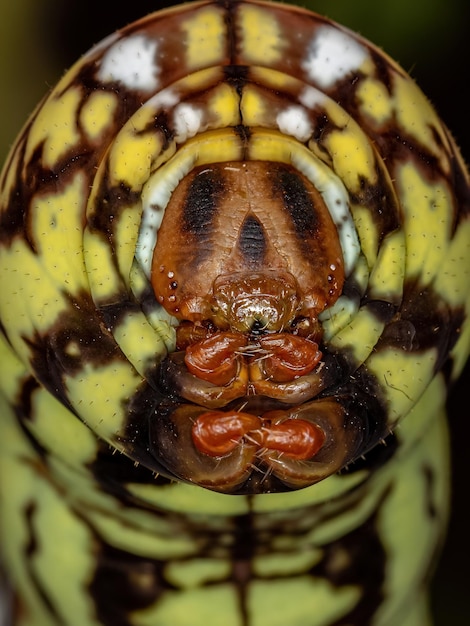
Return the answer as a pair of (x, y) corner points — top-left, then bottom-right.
(97, 35), (159, 91)
(136, 179), (174, 274)
(302, 26), (369, 89)
(276, 106), (313, 142)
(292, 152), (360, 275)
(172, 104), (203, 143)
(298, 86), (327, 110)
(152, 88), (180, 109)
(136, 153), (196, 276)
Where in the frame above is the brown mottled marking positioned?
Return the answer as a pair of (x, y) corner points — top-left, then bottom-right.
(151, 161), (344, 321)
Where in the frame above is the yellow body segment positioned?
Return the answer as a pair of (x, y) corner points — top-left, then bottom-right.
(238, 4), (285, 65)
(181, 7), (227, 69)
(80, 91), (119, 142)
(24, 87), (82, 168)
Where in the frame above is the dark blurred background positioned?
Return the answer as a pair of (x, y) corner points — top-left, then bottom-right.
(0, 0), (468, 623)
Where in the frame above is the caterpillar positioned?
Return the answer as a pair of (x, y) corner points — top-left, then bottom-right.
(0, 1), (469, 624)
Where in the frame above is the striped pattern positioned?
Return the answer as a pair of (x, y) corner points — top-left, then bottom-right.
(0, 1), (469, 624)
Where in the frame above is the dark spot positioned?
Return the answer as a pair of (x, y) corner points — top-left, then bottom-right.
(24, 290), (126, 408)
(237, 214), (266, 265)
(88, 437), (172, 501)
(24, 502), (38, 558)
(152, 111), (175, 147)
(223, 65), (250, 91)
(234, 124), (251, 142)
(272, 166), (318, 238)
(359, 299), (399, 325)
(87, 173), (141, 237)
(250, 319), (267, 335)
(349, 177), (400, 241)
(182, 168), (225, 236)
(378, 282), (465, 372)
(89, 543), (173, 626)
(310, 500), (388, 624)
(423, 463), (438, 519)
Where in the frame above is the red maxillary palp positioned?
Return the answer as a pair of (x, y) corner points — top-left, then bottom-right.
(257, 411), (325, 460)
(192, 410), (325, 460)
(192, 411), (262, 456)
(259, 334), (322, 382)
(185, 333), (247, 385)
